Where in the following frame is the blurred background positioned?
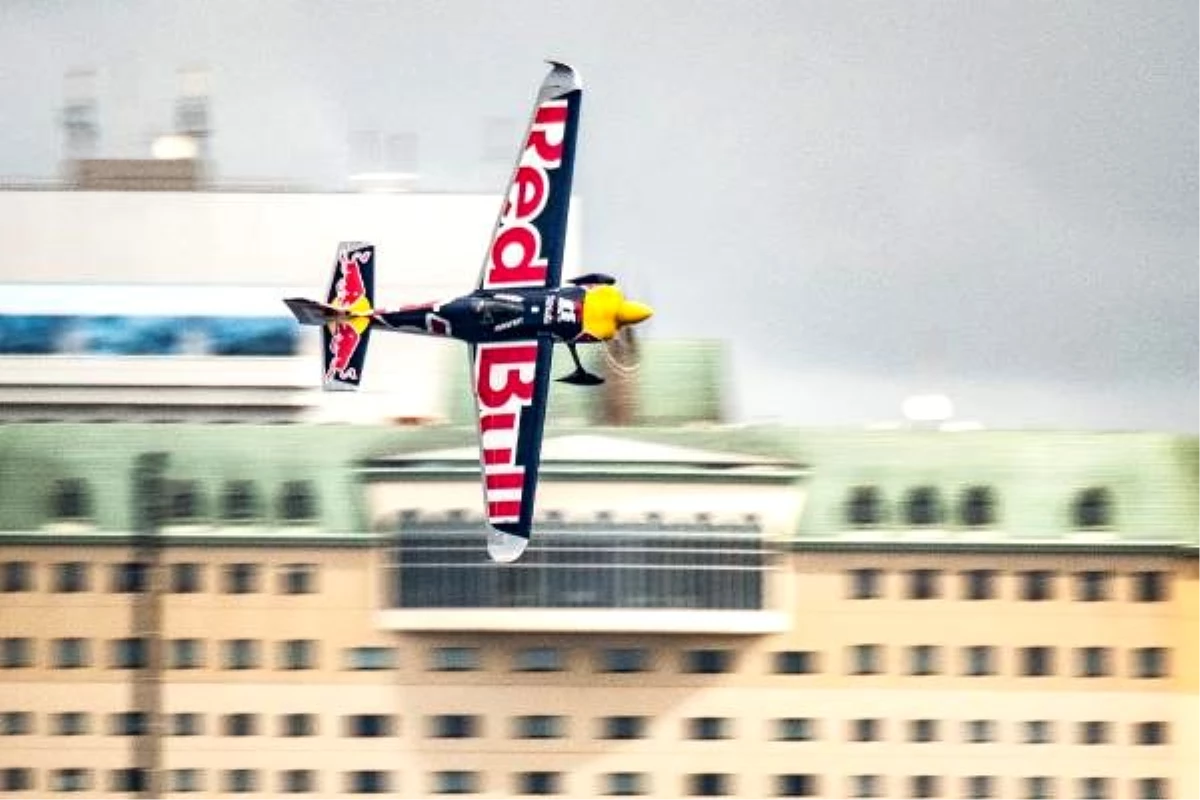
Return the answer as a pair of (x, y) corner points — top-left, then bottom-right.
(0, 1), (1196, 798)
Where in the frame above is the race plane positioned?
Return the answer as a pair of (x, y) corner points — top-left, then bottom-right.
(284, 61), (653, 563)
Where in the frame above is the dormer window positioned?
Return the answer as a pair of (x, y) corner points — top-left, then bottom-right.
(279, 481), (317, 523)
(51, 478), (92, 521)
(1074, 488), (1113, 529)
(960, 486), (996, 527)
(167, 480), (204, 522)
(905, 487), (942, 526)
(222, 481), (258, 522)
(846, 486), (883, 527)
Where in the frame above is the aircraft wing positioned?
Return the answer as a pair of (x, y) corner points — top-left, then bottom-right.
(469, 334), (555, 562)
(477, 61), (582, 292)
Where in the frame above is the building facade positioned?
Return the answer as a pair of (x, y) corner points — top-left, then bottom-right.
(0, 423), (1195, 799)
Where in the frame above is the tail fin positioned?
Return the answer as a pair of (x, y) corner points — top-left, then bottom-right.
(284, 242), (377, 391)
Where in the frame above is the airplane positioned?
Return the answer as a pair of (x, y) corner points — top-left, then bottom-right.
(284, 61), (653, 563)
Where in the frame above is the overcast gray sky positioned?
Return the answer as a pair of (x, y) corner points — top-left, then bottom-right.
(1, 1), (1195, 431)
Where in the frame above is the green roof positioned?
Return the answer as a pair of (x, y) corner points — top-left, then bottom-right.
(0, 423), (1194, 552)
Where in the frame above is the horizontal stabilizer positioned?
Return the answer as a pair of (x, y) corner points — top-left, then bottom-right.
(284, 297), (339, 326)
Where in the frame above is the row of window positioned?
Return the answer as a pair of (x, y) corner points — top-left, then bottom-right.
(0, 767), (1171, 798)
(42, 478), (317, 523)
(0, 561), (317, 594)
(843, 485), (1116, 529)
(846, 568), (1170, 602)
(0, 711), (1170, 745)
(0, 638), (1170, 678)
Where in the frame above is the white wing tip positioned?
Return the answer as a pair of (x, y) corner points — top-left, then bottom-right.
(487, 529), (530, 563)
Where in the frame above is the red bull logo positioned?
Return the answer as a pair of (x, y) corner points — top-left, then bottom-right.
(332, 249), (371, 308)
(474, 341), (539, 521)
(485, 101), (569, 289)
(325, 321), (362, 382)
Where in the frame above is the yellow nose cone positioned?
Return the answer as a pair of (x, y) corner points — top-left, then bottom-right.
(616, 300), (654, 326)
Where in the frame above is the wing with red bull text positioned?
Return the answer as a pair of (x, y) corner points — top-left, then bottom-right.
(470, 334), (554, 562)
(478, 61), (582, 293)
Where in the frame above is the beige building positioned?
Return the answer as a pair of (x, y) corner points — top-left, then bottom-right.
(0, 423), (1195, 799)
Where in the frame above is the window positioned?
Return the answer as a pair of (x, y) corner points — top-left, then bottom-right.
(1023, 720), (1053, 744)
(54, 711), (91, 735)
(960, 486), (996, 527)
(168, 480), (205, 521)
(905, 487), (942, 526)
(110, 768), (148, 792)
(171, 769), (204, 794)
(110, 637), (147, 669)
(344, 646), (395, 671)
(280, 769), (317, 794)
(223, 713), (258, 737)
(222, 480), (259, 521)
(224, 769), (258, 794)
(1080, 720), (1110, 744)
(600, 647), (649, 673)
(1, 768), (32, 791)
(53, 561), (89, 592)
(907, 569), (941, 599)
(280, 713), (318, 737)
(110, 561), (148, 593)
(965, 719), (995, 743)
(52, 478), (92, 520)
(169, 638), (204, 669)
(279, 563), (317, 594)
(515, 715), (564, 739)
(774, 717), (816, 741)
(223, 639), (260, 670)
(1076, 570), (1110, 601)
(515, 647), (563, 672)
(280, 480), (318, 522)
(688, 773), (731, 797)
(1, 711), (33, 735)
(1133, 571), (1167, 602)
(910, 775), (940, 799)
(172, 713), (204, 736)
(1, 561), (33, 592)
(1074, 487), (1112, 528)
(223, 563), (260, 594)
(1019, 570), (1055, 601)
(850, 644), (883, 675)
(52, 768), (91, 793)
(1020, 646), (1054, 677)
(53, 637), (90, 669)
(434, 771), (479, 795)
(518, 771), (561, 796)
(1078, 777), (1110, 799)
(432, 646), (479, 671)
(851, 718), (881, 742)
(346, 714), (394, 738)
(965, 775), (995, 799)
(345, 772), (391, 796)
(776, 774), (819, 797)
(773, 650), (818, 674)
(1135, 721), (1167, 745)
(1136, 778), (1168, 799)
(110, 711), (148, 736)
(604, 772), (646, 797)
(688, 717), (730, 740)
(170, 562), (203, 593)
(279, 639), (317, 670)
(1077, 646), (1111, 677)
(909, 719), (939, 743)
(963, 645), (995, 676)
(1024, 776), (1053, 800)
(850, 775), (882, 799)
(961, 569), (996, 600)
(431, 714), (478, 739)
(846, 486), (883, 526)
(909, 645), (940, 675)
(1133, 647), (1168, 678)
(684, 649), (733, 674)
(602, 715), (646, 740)
(849, 568), (882, 599)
